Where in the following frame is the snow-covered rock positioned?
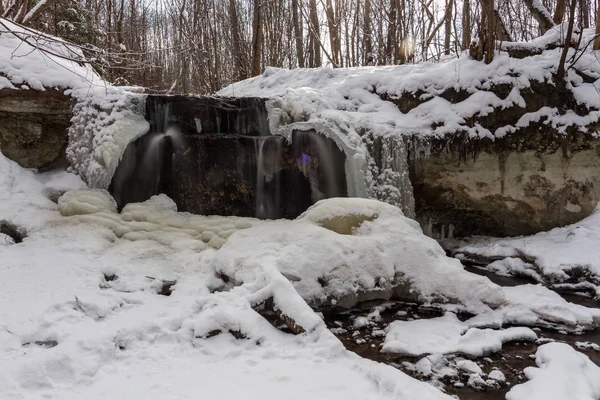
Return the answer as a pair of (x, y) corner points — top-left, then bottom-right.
(0, 18), (103, 90)
(467, 284), (600, 331)
(382, 312), (536, 357)
(506, 342), (600, 400)
(460, 207), (600, 296)
(214, 197), (506, 311)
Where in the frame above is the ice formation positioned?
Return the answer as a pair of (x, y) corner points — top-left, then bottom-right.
(57, 190), (257, 250)
(55, 189), (504, 312)
(67, 89), (150, 189)
(0, 152), (461, 400)
(0, 18), (151, 190)
(220, 24), (600, 219)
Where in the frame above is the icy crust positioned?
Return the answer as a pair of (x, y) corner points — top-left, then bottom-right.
(0, 18), (104, 90)
(214, 197), (505, 312)
(459, 206), (600, 296)
(506, 343), (600, 400)
(66, 88), (149, 189)
(56, 191), (257, 250)
(382, 312), (537, 357)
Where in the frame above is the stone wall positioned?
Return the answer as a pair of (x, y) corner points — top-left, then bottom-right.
(0, 88), (71, 170)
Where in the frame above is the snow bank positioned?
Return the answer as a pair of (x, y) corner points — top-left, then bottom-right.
(506, 342), (600, 400)
(55, 192), (505, 313)
(220, 25), (600, 140)
(219, 26), (600, 215)
(459, 206), (600, 295)
(57, 190), (258, 250)
(382, 312), (536, 357)
(214, 197), (506, 312)
(467, 284), (600, 331)
(0, 152), (85, 233)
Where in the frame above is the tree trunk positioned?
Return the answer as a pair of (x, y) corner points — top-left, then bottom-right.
(594, 2), (600, 49)
(386, 0), (398, 63)
(251, 0), (263, 76)
(325, 0), (340, 66)
(444, 0), (452, 55)
(364, 0), (372, 65)
(229, 0), (245, 80)
(554, 0), (566, 23)
(557, 0), (577, 78)
(522, 0), (555, 33)
(291, 0), (305, 67)
(308, 0), (320, 67)
(581, 0), (589, 28)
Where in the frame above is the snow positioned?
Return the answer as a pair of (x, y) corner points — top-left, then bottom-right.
(506, 343), (600, 400)
(0, 150), (463, 400)
(66, 89), (149, 189)
(218, 26), (600, 220)
(488, 369), (506, 382)
(467, 284), (600, 331)
(2, 149), (600, 399)
(382, 312), (536, 357)
(0, 18), (148, 190)
(220, 26), (600, 141)
(459, 206), (600, 296)
(0, 18), (104, 91)
(214, 197), (506, 311)
(485, 257), (543, 282)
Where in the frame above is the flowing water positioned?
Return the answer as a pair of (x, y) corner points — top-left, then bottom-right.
(254, 136), (284, 219)
(111, 97), (349, 218)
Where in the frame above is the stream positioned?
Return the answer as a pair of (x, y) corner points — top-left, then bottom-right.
(321, 262), (600, 400)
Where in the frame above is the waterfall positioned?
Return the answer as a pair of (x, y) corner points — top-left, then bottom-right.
(110, 96), (351, 219)
(291, 130), (346, 203)
(255, 136), (284, 219)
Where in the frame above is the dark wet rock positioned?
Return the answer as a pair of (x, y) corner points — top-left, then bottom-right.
(157, 280), (176, 296)
(320, 298), (600, 399)
(23, 340), (59, 348)
(0, 221), (25, 243)
(0, 89), (71, 170)
(254, 297), (306, 334)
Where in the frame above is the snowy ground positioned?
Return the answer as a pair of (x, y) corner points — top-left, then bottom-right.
(0, 152), (457, 400)
(1, 152), (599, 400)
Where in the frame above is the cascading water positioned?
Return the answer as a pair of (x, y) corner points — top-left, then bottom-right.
(110, 95), (349, 219)
(292, 130), (347, 203)
(254, 136), (284, 219)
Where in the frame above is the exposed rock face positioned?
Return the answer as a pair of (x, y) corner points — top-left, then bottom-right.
(410, 130), (600, 238)
(0, 89), (71, 170)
